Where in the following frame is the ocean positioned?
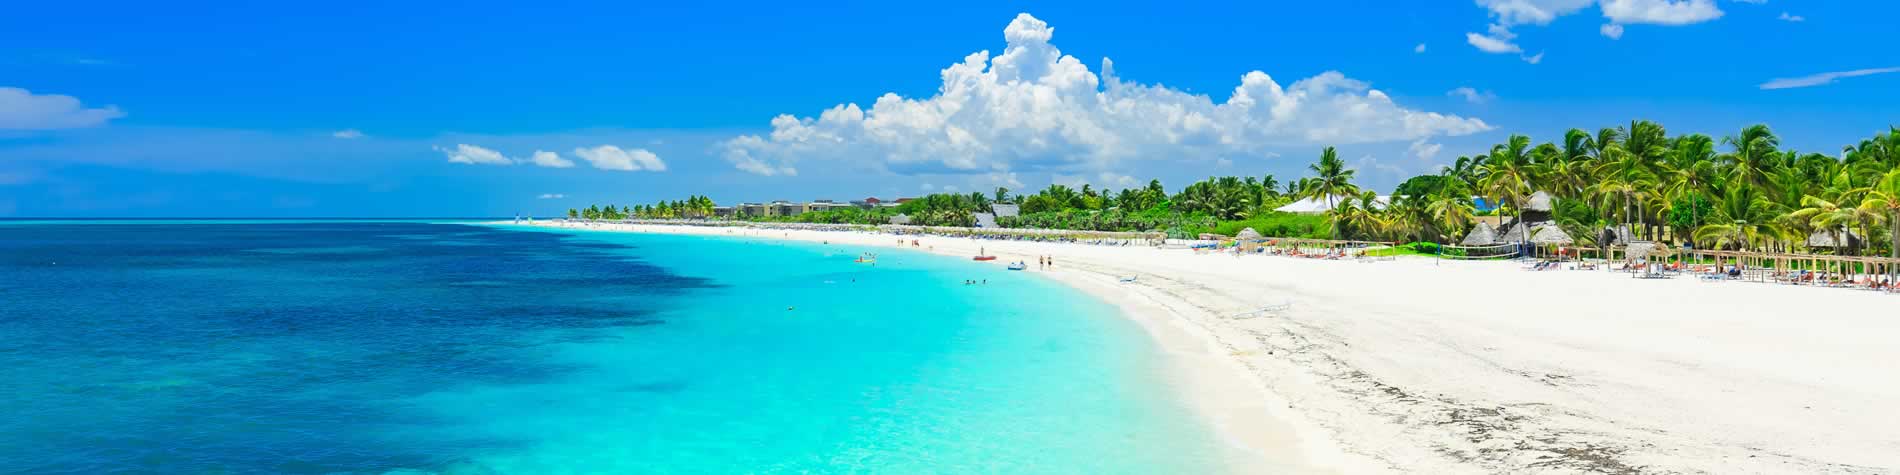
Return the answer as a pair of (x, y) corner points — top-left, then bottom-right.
(0, 221), (1237, 473)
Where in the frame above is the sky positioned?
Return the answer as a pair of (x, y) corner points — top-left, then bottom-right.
(2, 0), (1897, 217)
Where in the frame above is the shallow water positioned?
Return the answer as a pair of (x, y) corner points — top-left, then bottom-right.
(0, 222), (1235, 473)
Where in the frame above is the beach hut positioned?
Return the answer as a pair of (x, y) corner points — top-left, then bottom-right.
(1529, 224), (1573, 259)
(1235, 227), (1264, 253)
(1524, 191), (1555, 222)
(1461, 222), (1498, 246)
(1530, 224), (1573, 245)
(1499, 221), (1533, 244)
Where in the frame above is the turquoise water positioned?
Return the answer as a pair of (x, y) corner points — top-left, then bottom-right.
(0, 221), (1236, 473)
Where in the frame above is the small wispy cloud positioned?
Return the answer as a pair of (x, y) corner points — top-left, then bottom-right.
(435, 144), (513, 165)
(1522, 52), (1544, 64)
(1447, 87), (1498, 104)
(331, 129), (365, 139)
(1600, 23), (1625, 39)
(1414, 43), (1427, 53)
(529, 150), (574, 168)
(1776, 12), (1804, 22)
(573, 145), (666, 172)
(537, 193), (566, 200)
(1760, 67), (1900, 90)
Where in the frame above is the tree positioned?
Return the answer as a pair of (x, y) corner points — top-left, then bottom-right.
(1481, 134), (1535, 246)
(993, 187), (1011, 204)
(1858, 168), (1900, 281)
(1300, 146), (1359, 211)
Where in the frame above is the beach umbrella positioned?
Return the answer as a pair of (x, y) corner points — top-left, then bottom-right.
(1529, 224), (1573, 245)
(1236, 227), (1263, 240)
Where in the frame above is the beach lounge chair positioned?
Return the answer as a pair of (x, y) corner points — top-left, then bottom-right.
(1118, 275), (1138, 283)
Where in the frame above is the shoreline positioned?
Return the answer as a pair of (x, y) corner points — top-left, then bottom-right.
(506, 221), (1900, 474)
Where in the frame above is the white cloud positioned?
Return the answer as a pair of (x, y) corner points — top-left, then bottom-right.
(1759, 67), (1900, 90)
(0, 87), (126, 130)
(1732, 0), (1765, 4)
(1477, 0), (1596, 26)
(537, 193), (566, 199)
(435, 144), (513, 165)
(1601, 0), (1723, 25)
(1776, 12), (1803, 22)
(943, 184), (960, 192)
(1466, 24), (1524, 54)
(720, 13), (1489, 177)
(1414, 43), (1427, 53)
(1216, 158), (1234, 168)
(530, 150), (575, 168)
(1408, 139), (1444, 161)
(332, 129), (366, 139)
(573, 145), (666, 172)
(1600, 23), (1625, 39)
(1447, 87), (1497, 104)
(920, 183), (936, 191)
(1468, 0), (1724, 56)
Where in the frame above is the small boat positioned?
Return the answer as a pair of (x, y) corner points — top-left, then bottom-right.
(1006, 262), (1027, 271)
(973, 255), (997, 261)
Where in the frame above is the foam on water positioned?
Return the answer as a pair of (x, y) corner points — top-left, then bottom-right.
(0, 222), (1238, 473)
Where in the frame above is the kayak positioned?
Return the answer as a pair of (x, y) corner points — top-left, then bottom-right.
(973, 255), (997, 261)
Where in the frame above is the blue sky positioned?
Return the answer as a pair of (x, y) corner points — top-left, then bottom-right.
(3, 0), (1896, 217)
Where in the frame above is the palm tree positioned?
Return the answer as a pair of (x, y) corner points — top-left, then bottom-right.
(1722, 124), (1780, 192)
(1858, 168), (1900, 281)
(1481, 134), (1535, 247)
(1427, 175), (1477, 243)
(1302, 146), (1360, 211)
(1665, 134), (1719, 244)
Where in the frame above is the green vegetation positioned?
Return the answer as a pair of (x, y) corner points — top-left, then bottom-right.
(573, 123), (1900, 271)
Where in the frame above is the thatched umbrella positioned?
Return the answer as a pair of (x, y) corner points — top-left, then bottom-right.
(1236, 227), (1263, 240)
(1499, 222), (1532, 244)
(1530, 224), (1573, 245)
(1461, 222), (1498, 246)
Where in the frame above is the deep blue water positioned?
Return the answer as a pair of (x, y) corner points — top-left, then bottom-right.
(0, 222), (1235, 473)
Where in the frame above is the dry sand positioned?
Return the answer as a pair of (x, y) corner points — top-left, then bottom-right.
(518, 221), (1900, 474)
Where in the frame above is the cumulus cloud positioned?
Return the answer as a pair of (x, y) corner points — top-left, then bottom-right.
(530, 150), (575, 168)
(1759, 67), (1900, 90)
(537, 193), (566, 199)
(1777, 12), (1803, 22)
(332, 129), (366, 139)
(435, 144), (513, 165)
(0, 87), (126, 130)
(573, 145), (666, 172)
(719, 13), (1489, 177)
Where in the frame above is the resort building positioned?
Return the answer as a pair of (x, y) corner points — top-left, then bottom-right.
(771, 200), (805, 216)
(806, 200), (844, 212)
(738, 202), (772, 217)
(851, 197), (883, 209)
(712, 206), (735, 218)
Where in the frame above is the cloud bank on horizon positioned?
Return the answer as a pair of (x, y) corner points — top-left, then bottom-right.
(719, 13), (1492, 179)
(437, 143), (666, 172)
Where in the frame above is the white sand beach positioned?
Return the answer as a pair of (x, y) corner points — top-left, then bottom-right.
(521, 222), (1900, 474)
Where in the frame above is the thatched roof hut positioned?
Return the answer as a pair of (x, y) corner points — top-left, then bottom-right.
(1499, 222), (1533, 244)
(1236, 227), (1263, 240)
(1529, 224), (1573, 245)
(1625, 242), (1674, 262)
(1806, 230), (1861, 248)
(1527, 191), (1555, 212)
(1461, 222), (1498, 246)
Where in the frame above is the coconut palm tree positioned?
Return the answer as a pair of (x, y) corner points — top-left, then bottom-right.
(1481, 134), (1536, 247)
(1301, 147), (1360, 211)
(1722, 124), (1780, 192)
(1858, 168), (1900, 281)
(1665, 134), (1719, 244)
(1427, 175), (1478, 243)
